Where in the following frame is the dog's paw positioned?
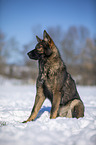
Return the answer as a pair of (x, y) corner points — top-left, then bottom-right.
(22, 120), (28, 123)
(22, 118), (34, 123)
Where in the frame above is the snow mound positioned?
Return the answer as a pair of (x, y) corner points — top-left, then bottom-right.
(0, 78), (96, 145)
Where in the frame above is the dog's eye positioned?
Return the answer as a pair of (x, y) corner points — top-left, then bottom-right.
(35, 46), (43, 54)
(37, 46), (43, 51)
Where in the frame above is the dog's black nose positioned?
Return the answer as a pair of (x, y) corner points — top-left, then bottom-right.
(27, 52), (31, 56)
(27, 51), (33, 59)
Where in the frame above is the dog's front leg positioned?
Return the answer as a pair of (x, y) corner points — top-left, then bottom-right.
(23, 93), (45, 123)
(50, 92), (61, 119)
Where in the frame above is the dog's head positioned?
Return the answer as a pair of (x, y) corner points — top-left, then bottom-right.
(27, 30), (54, 60)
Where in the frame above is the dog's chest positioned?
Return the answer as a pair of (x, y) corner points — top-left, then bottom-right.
(39, 63), (55, 89)
(39, 61), (53, 78)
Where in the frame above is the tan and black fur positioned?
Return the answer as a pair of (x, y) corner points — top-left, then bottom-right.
(23, 30), (84, 123)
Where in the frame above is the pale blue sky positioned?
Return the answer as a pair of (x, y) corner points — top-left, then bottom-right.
(0, 0), (96, 46)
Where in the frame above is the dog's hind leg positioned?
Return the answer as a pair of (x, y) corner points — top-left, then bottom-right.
(71, 99), (84, 118)
(58, 99), (84, 118)
(58, 101), (72, 118)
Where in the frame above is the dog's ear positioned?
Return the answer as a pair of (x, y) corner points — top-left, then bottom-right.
(43, 30), (53, 43)
(36, 36), (42, 42)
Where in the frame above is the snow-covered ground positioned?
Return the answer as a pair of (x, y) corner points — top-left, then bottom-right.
(0, 76), (96, 145)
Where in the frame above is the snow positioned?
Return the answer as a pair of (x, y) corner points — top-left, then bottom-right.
(0, 76), (96, 145)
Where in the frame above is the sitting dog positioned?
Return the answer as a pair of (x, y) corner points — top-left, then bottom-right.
(23, 30), (84, 123)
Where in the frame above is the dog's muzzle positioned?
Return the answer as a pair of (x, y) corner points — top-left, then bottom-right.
(27, 49), (40, 60)
(27, 52), (32, 58)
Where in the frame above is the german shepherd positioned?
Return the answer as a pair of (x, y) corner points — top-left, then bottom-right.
(23, 30), (84, 123)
